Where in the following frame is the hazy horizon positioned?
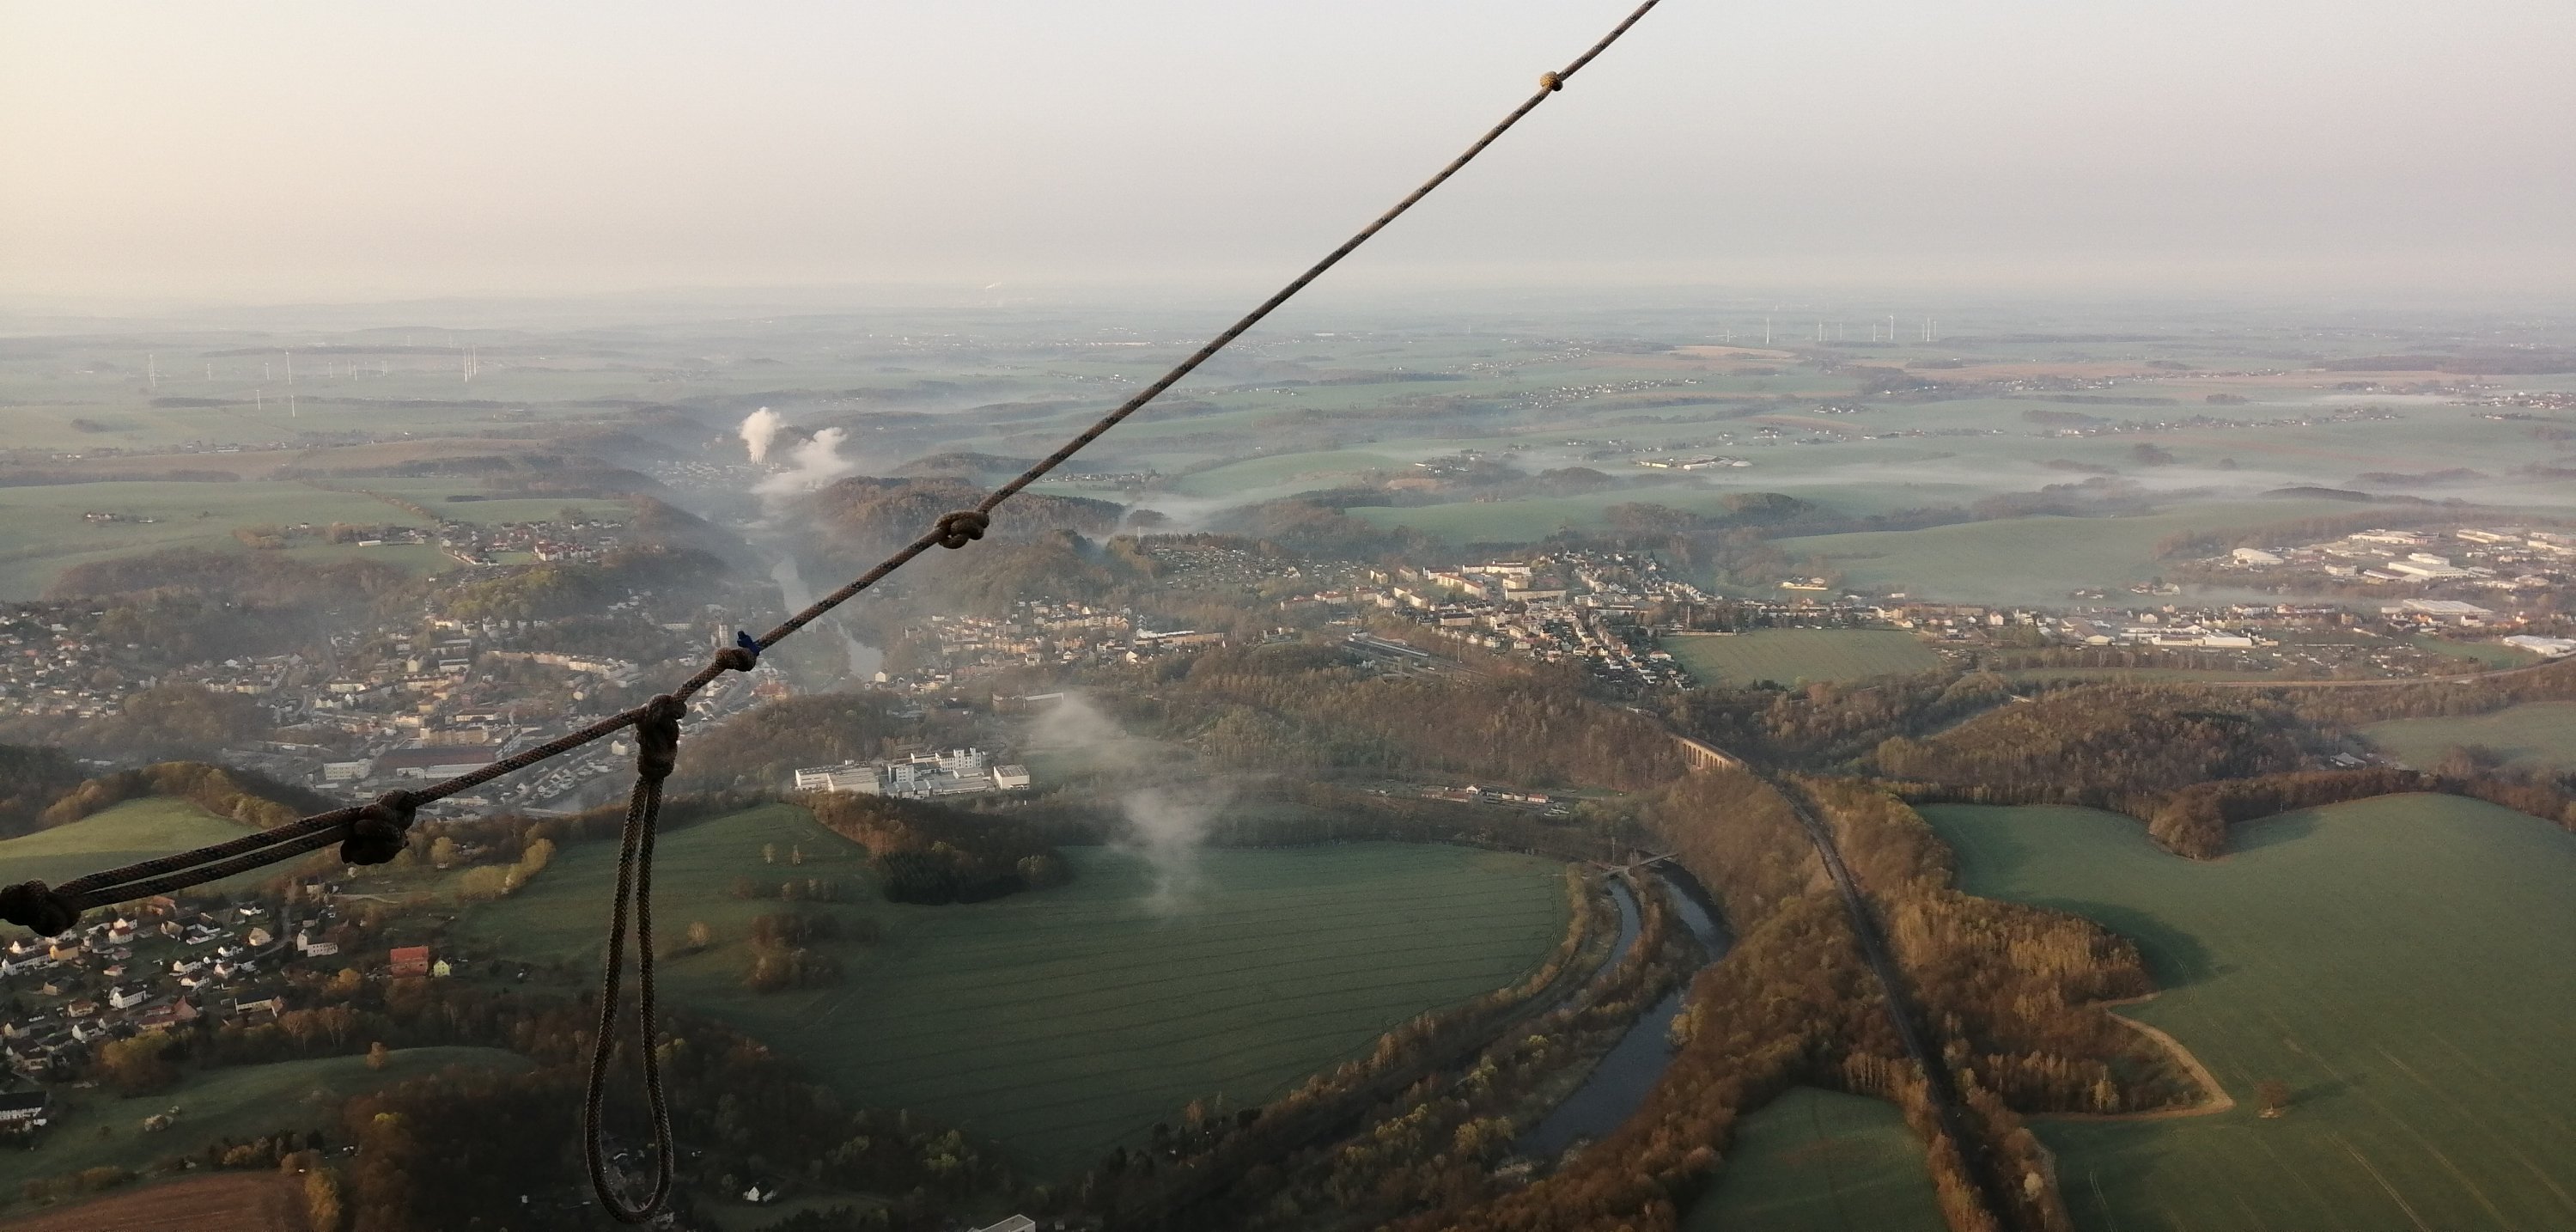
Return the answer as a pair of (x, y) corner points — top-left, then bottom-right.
(6, 0), (2573, 306)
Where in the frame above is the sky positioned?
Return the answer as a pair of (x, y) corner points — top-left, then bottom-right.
(3, 0), (2572, 307)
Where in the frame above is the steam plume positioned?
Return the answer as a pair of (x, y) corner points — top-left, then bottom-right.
(740, 406), (785, 463)
(1120, 784), (1227, 910)
(1030, 695), (1218, 910)
(740, 408), (856, 497)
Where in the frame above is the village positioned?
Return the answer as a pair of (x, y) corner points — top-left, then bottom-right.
(0, 881), (454, 1131)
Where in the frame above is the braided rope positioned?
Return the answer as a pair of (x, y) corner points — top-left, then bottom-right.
(583, 696), (680, 1223)
(0, 6), (1668, 1219)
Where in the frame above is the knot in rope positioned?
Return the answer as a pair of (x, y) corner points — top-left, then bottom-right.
(635, 695), (685, 784)
(1541, 70), (1564, 91)
(935, 509), (990, 549)
(339, 790), (419, 866)
(0, 881), (80, 936)
(711, 630), (761, 674)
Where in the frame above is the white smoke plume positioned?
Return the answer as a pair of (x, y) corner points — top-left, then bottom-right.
(740, 406), (785, 463)
(1028, 693), (1141, 771)
(1120, 784), (1229, 911)
(1029, 695), (1219, 910)
(740, 408), (859, 499)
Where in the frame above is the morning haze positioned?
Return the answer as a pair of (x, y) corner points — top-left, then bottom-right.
(0, 5), (2572, 1232)
(4, 0), (2572, 305)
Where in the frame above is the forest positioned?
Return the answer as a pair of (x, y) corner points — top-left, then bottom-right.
(801, 791), (1069, 905)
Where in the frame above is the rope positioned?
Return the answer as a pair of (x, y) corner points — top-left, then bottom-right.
(583, 695), (682, 1223)
(0, 3), (1667, 1220)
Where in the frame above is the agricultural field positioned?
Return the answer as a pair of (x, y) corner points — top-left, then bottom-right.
(1662, 630), (1943, 686)
(0, 1046), (528, 1210)
(2362, 700), (2576, 773)
(0, 472), (641, 600)
(0, 799), (265, 895)
(0, 479), (417, 600)
(0, 1172), (302, 1232)
(1683, 1087), (1944, 1232)
(1769, 498), (2366, 606)
(1925, 796), (2576, 1232)
(454, 804), (1573, 1174)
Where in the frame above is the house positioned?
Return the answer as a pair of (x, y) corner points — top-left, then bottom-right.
(245, 927), (274, 948)
(0, 1091), (47, 1133)
(107, 986), (148, 1011)
(232, 996), (283, 1019)
(388, 946), (431, 979)
(137, 1000), (198, 1031)
(741, 1180), (787, 1205)
(973, 1217), (1038, 1232)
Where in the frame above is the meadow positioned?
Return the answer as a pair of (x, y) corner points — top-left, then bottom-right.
(454, 804), (1574, 1174)
(1925, 796), (2576, 1232)
(0, 799), (269, 895)
(1770, 498), (2364, 606)
(0, 480), (414, 600)
(1660, 630), (1942, 686)
(2361, 700), (2576, 773)
(1683, 1087), (1944, 1232)
(0, 1046), (529, 1206)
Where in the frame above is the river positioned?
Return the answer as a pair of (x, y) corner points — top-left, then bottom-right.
(1517, 871), (1730, 1160)
(767, 550), (882, 680)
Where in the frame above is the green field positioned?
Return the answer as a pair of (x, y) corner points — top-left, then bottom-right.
(1163, 449), (1406, 498)
(1771, 499), (2364, 606)
(1925, 796), (2576, 1232)
(0, 1046), (527, 1203)
(0, 799), (268, 897)
(0, 480), (429, 599)
(455, 804), (1573, 1173)
(0, 476), (623, 600)
(1662, 630), (1943, 685)
(2407, 635), (2534, 669)
(2363, 700), (2576, 773)
(1684, 1087), (1944, 1232)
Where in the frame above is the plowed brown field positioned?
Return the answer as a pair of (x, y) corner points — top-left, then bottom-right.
(0, 1173), (302, 1232)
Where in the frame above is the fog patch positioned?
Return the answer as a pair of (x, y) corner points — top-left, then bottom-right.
(1118, 783), (1231, 912)
(1028, 694), (1221, 912)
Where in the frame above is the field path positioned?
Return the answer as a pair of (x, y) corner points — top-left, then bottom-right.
(2035, 998), (2235, 1123)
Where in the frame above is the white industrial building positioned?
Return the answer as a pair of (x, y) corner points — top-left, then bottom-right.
(793, 749), (1031, 798)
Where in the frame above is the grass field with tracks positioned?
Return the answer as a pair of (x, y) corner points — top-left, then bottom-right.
(1683, 1087), (1944, 1231)
(0, 799), (272, 894)
(2362, 700), (2576, 773)
(455, 804), (1572, 1174)
(1662, 630), (1942, 685)
(1925, 796), (2576, 1232)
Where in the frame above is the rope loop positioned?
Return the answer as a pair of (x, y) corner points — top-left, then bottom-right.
(935, 509), (990, 549)
(635, 695), (685, 784)
(339, 790), (419, 866)
(0, 881), (80, 937)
